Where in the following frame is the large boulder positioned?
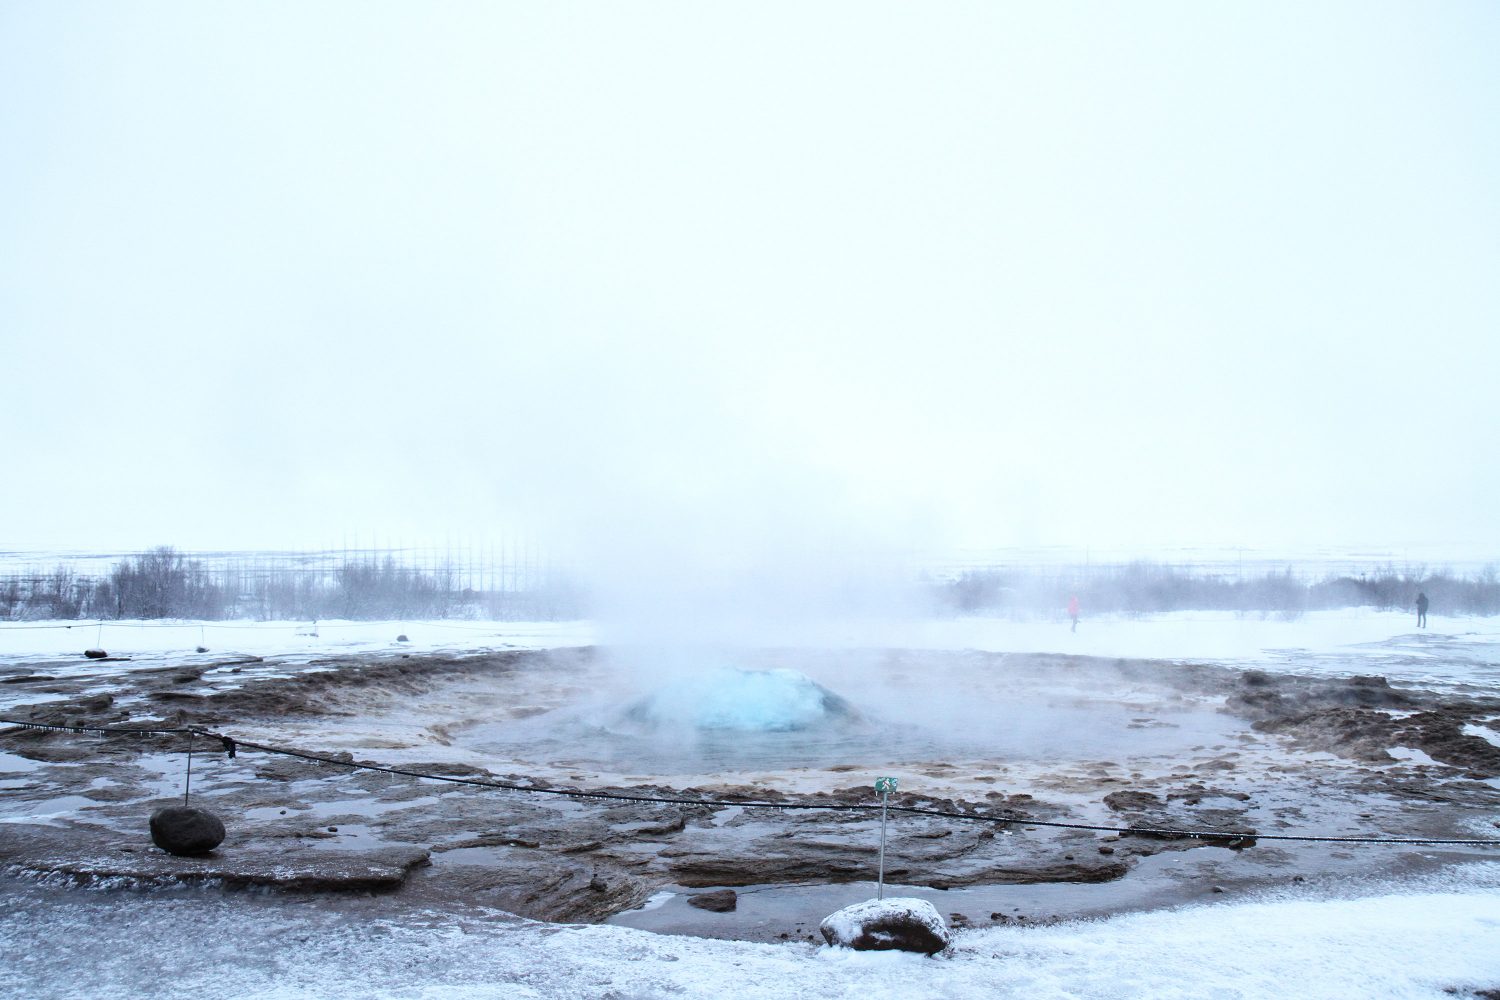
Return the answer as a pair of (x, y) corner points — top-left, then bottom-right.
(149, 806), (226, 856)
(820, 897), (951, 954)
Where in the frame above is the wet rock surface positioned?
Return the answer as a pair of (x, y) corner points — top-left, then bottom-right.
(2, 646), (1498, 941)
(0, 824), (429, 891)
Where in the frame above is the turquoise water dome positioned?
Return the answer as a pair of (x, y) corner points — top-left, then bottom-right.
(625, 667), (856, 732)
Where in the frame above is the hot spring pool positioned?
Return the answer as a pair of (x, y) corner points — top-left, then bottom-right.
(456, 656), (1248, 775)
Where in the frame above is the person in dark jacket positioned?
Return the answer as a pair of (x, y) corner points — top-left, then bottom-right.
(1416, 592), (1429, 628)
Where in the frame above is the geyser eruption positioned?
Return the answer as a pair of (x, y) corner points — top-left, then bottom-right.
(625, 667), (856, 732)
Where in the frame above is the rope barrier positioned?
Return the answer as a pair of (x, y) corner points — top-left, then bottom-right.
(3, 716), (1497, 848)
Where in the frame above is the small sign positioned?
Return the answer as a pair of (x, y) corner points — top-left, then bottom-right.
(874, 776), (898, 794)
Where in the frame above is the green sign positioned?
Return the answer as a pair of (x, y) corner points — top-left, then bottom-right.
(874, 776), (898, 794)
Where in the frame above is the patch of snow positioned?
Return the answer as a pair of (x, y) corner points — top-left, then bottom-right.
(0, 618), (594, 664)
(4, 870), (1500, 999)
(5, 611), (1499, 693)
(1463, 724), (1500, 748)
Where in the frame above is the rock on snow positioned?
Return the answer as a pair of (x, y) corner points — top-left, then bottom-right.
(820, 897), (952, 954)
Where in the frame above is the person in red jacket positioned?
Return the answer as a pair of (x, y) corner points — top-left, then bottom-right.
(1067, 594), (1080, 633)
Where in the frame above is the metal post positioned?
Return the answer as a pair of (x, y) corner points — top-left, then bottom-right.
(183, 735), (193, 805)
(874, 776), (897, 900)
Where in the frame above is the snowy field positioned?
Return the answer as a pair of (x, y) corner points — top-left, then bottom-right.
(0, 618), (593, 663)
(3, 866), (1499, 999)
(4, 611), (1499, 999)
(2, 608), (1498, 691)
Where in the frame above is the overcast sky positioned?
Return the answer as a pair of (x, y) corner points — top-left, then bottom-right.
(2, 2), (1497, 566)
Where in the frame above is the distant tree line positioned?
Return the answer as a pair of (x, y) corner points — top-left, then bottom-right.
(0, 546), (583, 621)
(933, 561), (1500, 618)
(5, 548), (1498, 622)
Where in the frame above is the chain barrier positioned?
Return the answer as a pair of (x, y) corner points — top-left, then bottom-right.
(1, 716), (1497, 849)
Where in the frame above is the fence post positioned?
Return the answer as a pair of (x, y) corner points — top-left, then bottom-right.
(875, 776), (897, 900)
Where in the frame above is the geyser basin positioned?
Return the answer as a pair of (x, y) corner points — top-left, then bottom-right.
(456, 650), (1249, 777)
(623, 668), (856, 732)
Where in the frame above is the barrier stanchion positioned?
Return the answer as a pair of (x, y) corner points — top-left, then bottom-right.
(875, 776), (897, 899)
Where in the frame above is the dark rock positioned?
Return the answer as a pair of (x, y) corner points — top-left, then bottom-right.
(84, 649), (108, 659)
(425, 860), (647, 923)
(150, 806), (227, 856)
(820, 897), (951, 954)
(560, 840), (604, 854)
(1103, 790), (1162, 811)
(196, 646), (209, 654)
(396, 635), (409, 643)
(688, 889), (738, 912)
(435, 834), (540, 851)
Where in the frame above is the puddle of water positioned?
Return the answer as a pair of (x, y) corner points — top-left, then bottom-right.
(0, 794), (101, 825)
(1387, 746), (1446, 767)
(606, 841), (1461, 944)
(302, 796), (442, 820)
(1462, 724), (1500, 748)
(431, 844), (529, 866)
(307, 823), (385, 850)
(610, 851), (1240, 941)
(244, 806), (300, 821)
(0, 751), (45, 774)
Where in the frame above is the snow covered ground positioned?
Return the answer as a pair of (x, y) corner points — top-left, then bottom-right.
(2, 608), (1496, 690)
(0, 618), (593, 663)
(3, 867), (1498, 1000)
